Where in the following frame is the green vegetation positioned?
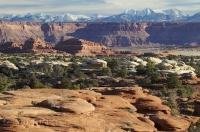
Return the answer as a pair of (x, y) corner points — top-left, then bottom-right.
(0, 74), (12, 92)
(189, 120), (200, 132)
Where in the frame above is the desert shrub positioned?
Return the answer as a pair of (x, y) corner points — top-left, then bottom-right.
(100, 67), (112, 76)
(107, 58), (120, 72)
(176, 85), (194, 98)
(138, 77), (151, 86)
(60, 78), (73, 89)
(149, 71), (161, 83)
(0, 67), (15, 77)
(29, 74), (45, 89)
(193, 63), (200, 77)
(166, 74), (182, 89)
(68, 63), (86, 79)
(189, 120), (200, 132)
(116, 67), (128, 78)
(165, 92), (180, 115)
(136, 64), (147, 75)
(75, 78), (99, 89)
(51, 65), (66, 77)
(146, 61), (157, 75)
(0, 74), (12, 92)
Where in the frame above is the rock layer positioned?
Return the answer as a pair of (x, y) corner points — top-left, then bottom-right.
(55, 38), (113, 56)
(0, 87), (194, 132)
(0, 21), (199, 51)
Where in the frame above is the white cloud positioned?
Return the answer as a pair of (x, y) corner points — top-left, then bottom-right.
(0, 0), (198, 14)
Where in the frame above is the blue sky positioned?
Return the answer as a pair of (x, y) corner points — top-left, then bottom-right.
(0, 0), (199, 15)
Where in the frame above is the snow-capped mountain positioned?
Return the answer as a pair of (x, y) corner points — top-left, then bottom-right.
(0, 13), (92, 22)
(0, 9), (199, 22)
(187, 12), (200, 22)
(102, 8), (188, 22)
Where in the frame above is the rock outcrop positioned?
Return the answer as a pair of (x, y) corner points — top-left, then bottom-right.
(0, 21), (199, 50)
(147, 22), (200, 45)
(33, 98), (95, 114)
(71, 23), (149, 46)
(0, 87), (194, 131)
(55, 38), (113, 56)
(0, 37), (57, 53)
(150, 112), (191, 131)
(22, 38), (56, 53)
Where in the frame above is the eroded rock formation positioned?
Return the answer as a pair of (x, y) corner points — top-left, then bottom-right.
(22, 38), (56, 53)
(0, 21), (199, 51)
(55, 38), (113, 56)
(0, 87), (195, 132)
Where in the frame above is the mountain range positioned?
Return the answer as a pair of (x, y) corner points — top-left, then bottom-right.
(0, 8), (199, 22)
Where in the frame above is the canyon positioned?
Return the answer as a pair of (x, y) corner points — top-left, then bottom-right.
(0, 21), (199, 53)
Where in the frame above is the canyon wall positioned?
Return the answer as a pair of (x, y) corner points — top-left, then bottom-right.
(147, 22), (200, 45)
(0, 21), (199, 50)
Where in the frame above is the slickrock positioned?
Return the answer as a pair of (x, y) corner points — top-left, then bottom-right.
(134, 95), (171, 114)
(150, 112), (191, 131)
(0, 88), (194, 131)
(0, 107), (56, 116)
(93, 87), (171, 114)
(0, 117), (54, 132)
(33, 98), (95, 114)
(0, 100), (7, 106)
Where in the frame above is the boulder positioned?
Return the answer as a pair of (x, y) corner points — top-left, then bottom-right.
(0, 100), (7, 106)
(0, 117), (55, 132)
(0, 117), (37, 131)
(33, 98), (95, 114)
(150, 113), (191, 131)
(134, 95), (171, 114)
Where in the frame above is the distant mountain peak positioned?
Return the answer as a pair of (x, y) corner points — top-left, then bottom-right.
(162, 9), (186, 17)
(124, 8), (154, 16)
(0, 8), (199, 22)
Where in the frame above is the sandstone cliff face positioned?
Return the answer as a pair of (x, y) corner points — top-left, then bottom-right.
(0, 21), (43, 45)
(55, 38), (113, 56)
(71, 23), (149, 46)
(41, 23), (86, 43)
(0, 37), (56, 53)
(71, 22), (200, 46)
(0, 21), (85, 46)
(147, 22), (200, 45)
(22, 38), (56, 53)
(0, 21), (199, 50)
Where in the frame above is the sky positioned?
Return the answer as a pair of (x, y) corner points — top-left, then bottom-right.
(0, 0), (199, 15)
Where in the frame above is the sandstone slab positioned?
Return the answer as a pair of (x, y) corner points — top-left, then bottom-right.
(34, 98), (95, 114)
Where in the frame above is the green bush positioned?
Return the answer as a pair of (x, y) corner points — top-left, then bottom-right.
(167, 74), (182, 89)
(100, 67), (112, 76)
(136, 64), (146, 75)
(176, 85), (194, 98)
(189, 120), (200, 132)
(0, 74), (12, 92)
(117, 67), (128, 78)
(60, 78), (73, 89)
(29, 74), (45, 89)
